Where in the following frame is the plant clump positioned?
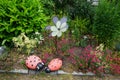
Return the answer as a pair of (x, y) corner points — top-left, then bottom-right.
(12, 33), (37, 55)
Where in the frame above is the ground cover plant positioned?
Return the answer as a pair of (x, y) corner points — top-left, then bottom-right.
(0, 0), (120, 77)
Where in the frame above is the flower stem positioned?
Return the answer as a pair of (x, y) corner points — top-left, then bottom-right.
(55, 36), (58, 54)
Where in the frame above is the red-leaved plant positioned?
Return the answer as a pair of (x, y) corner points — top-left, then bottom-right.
(107, 53), (120, 74)
(67, 45), (107, 74)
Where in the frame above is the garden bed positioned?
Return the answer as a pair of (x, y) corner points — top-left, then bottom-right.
(0, 0), (120, 78)
(0, 46), (120, 76)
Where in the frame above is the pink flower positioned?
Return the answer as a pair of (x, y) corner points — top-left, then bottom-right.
(111, 64), (120, 74)
(43, 53), (49, 58)
(80, 64), (83, 66)
(42, 59), (47, 63)
(97, 66), (104, 72)
(67, 47), (77, 54)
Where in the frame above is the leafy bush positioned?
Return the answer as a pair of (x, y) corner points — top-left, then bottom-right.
(12, 32), (44, 55)
(29, 32), (44, 45)
(0, 0), (49, 46)
(68, 0), (94, 20)
(41, 0), (55, 16)
(69, 17), (89, 47)
(12, 33), (37, 55)
(93, 0), (120, 47)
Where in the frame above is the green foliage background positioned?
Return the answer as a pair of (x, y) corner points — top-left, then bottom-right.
(0, 0), (120, 49)
(93, 0), (120, 48)
(0, 0), (49, 46)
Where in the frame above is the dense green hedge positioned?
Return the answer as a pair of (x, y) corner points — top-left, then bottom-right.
(93, 0), (120, 47)
(0, 0), (49, 46)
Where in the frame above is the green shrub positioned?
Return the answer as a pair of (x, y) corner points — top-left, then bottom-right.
(0, 0), (49, 46)
(41, 0), (55, 15)
(69, 17), (89, 47)
(69, 0), (94, 20)
(93, 0), (120, 48)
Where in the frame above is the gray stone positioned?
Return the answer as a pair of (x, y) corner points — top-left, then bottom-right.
(0, 69), (96, 76)
(0, 46), (5, 56)
(57, 70), (69, 75)
(10, 69), (28, 74)
(86, 72), (95, 76)
(50, 71), (58, 75)
(72, 71), (85, 76)
(0, 70), (6, 73)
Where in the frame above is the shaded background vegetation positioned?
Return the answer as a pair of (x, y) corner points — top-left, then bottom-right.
(0, 0), (120, 49)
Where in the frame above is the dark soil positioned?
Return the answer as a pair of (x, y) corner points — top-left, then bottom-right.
(0, 47), (78, 72)
(0, 48), (27, 70)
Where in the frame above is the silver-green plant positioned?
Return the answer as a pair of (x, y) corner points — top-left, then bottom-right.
(12, 33), (37, 55)
(30, 32), (44, 45)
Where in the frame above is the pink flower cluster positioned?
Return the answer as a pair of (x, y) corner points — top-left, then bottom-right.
(67, 45), (105, 73)
(107, 54), (120, 74)
(42, 53), (51, 63)
(111, 64), (120, 74)
(56, 38), (72, 56)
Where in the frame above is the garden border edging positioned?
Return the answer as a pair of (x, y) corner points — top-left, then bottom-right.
(0, 69), (95, 76)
